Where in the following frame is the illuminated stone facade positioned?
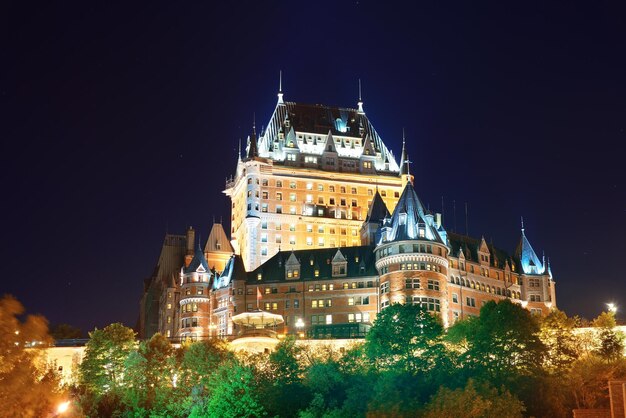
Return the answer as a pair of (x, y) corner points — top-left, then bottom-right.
(224, 90), (408, 272)
(139, 87), (557, 342)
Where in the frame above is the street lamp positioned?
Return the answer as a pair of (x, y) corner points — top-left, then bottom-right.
(295, 318), (305, 338)
(57, 401), (70, 414)
(607, 303), (617, 314)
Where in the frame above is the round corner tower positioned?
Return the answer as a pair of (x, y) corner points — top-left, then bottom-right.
(374, 182), (451, 327)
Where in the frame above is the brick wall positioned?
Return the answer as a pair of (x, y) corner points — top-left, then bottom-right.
(609, 380), (626, 418)
(572, 409), (610, 418)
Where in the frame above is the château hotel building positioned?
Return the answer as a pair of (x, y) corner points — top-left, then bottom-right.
(139, 81), (556, 341)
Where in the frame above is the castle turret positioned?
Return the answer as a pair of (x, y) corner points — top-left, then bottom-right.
(178, 246), (211, 341)
(360, 190), (390, 246)
(514, 218), (556, 313)
(374, 182), (450, 326)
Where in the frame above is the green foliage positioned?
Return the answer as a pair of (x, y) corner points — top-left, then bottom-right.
(70, 305), (624, 417)
(179, 339), (232, 396)
(190, 360), (265, 418)
(0, 295), (67, 418)
(538, 309), (580, 371)
(422, 379), (525, 418)
(365, 303), (448, 374)
(122, 333), (175, 412)
(567, 354), (626, 409)
(458, 299), (545, 384)
(255, 337), (310, 418)
(591, 311), (625, 361)
(79, 322), (136, 397)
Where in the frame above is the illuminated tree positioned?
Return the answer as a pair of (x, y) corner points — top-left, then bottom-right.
(592, 311), (625, 361)
(422, 379), (525, 418)
(78, 323), (136, 397)
(178, 339), (232, 398)
(567, 355), (626, 409)
(190, 360), (265, 418)
(0, 295), (67, 418)
(538, 309), (579, 372)
(455, 299), (545, 384)
(123, 333), (175, 412)
(256, 337), (310, 417)
(365, 303), (448, 375)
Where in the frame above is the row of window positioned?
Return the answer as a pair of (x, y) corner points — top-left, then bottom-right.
(450, 260), (517, 278)
(183, 274), (208, 284)
(249, 177), (398, 197)
(377, 243), (444, 258)
(400, 262), (443, 273)
(245, 280), (375, 294)
(268, 191), (367, 208)
(261, 221), (359, 236)
(181, 317), (198, 328)
(450, 276), (522, 299)
(180, 303), (199, 314)
(405, 278), (440, 291)
(405, 296), (441, 312)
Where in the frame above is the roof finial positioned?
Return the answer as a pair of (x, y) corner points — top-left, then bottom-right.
(405, 153), (412, 178)
(277, 70), (284, 104)
(247, 114), (259, 158)
(357, 79), (364, 113)
(521, 216), (525, 234)
(237, 137), (242, 162)
(400, 128), (409, 176)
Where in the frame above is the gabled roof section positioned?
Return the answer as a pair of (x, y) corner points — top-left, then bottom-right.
(380, 182), (443, 244)
(204, 223), (233, 253)
(285, 251), (300, 266)
(213, 254), (246, 290)
(184, 246), (209, 274)
(257, 101), (400, 173)
(364, 190), (390, 224)
(247, 246), (377, 283)
(515, 228), (545, 275)
(332, 248), (347, 263)
(447, 232), (516, 270)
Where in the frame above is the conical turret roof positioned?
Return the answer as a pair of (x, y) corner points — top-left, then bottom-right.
(184, 246), (209, 273)
(364, 190), (390, 223)
(515, 227), (545, 275)
(380, 182), (443, 244)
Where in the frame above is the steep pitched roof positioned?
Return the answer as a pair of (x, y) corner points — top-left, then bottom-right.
(204, 223), (233, 253)
(447, 232), (517, 270)
(184, 246), (209, 274)
(256, 101), (400, 173)
(515, 229), (545, 275)
(380, 182), (443, 244)
(364, 190), (390, 224)
(247, 246), (377, 283)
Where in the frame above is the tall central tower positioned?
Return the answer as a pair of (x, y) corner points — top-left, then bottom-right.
(224, 82), (410, 270)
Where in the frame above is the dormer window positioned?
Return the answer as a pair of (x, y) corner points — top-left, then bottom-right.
(399, 213), (407, 225)
(418, 228), (425, 238)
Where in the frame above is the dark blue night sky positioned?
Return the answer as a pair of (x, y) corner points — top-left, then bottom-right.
(2, 1), (625, 332)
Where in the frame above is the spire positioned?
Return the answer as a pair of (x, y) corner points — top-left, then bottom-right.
(521, 216), (525, 234)
(247, 114), (259, 158)
(381, 182), (444, 244)
(515, 220), (545, 275)
(277, 70), (284, 104)
(237, 138), (242, 162)
(364, 189), (390, 223)
(357, 79), (364, 114)
(400, 129), (409, 176)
